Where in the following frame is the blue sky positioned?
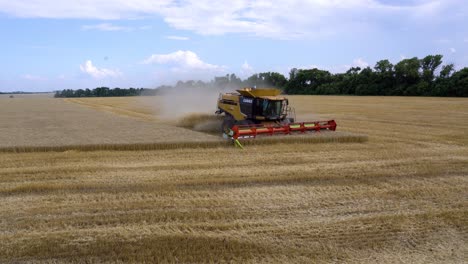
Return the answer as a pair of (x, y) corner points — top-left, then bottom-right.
(0, 0), (466, 92)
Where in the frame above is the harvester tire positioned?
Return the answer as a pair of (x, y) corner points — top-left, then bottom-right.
(222, 116), (235, 134)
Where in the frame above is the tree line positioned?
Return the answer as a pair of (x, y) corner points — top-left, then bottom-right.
(285, 55), (467, 97)
(54, 54), (468, 98)
(54, 87), (157, 98)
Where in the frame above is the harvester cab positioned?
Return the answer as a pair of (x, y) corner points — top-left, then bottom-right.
(216, 88), (337, 139)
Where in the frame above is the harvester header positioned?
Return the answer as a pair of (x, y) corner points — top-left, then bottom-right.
(231, 120), (337, 139)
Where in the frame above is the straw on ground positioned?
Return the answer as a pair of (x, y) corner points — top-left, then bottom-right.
(0, 94), (466, 263)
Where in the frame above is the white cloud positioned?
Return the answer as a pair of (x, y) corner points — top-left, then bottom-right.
(335, 58), (370, 72)
(450, 47), (456, 53)
(240, 61), (254, 75)
(82, 23), (131, 31)
(294, 64), (321, 70)
(0, 1), (172, 19)
(80, 60), (121, 79)
(0, 0), (464, 39)
(21, 74), (47, 81)
(82, 23), (152, 31)
(149, 0), (467, 39)
(165, 35), (190, 41)
(143, 50), (224, 72)
(351, 58), (369, 68)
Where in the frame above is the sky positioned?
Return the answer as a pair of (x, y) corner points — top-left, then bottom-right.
(0, 0), (466, 92)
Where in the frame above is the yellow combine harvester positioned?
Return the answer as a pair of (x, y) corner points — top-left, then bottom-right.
(215, 88), (337, 139)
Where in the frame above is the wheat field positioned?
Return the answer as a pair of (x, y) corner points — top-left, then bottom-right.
(0, 94), (221, 151)
(0, 94), (467, 263)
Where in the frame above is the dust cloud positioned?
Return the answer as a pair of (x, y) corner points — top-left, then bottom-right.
(157, 86), (225, 120)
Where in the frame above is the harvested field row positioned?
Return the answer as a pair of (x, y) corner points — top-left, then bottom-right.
(1, 141), (467, 263)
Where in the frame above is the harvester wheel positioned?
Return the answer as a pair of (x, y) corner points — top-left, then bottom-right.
(222, 116), (235, 134)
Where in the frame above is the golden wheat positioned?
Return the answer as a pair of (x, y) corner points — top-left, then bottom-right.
(177, 113), (224, 133)
(0, 131), (366, 153)
(0, 96), (365, 151)
(0, 94), (467, 263)
(0, 95), (221, 148)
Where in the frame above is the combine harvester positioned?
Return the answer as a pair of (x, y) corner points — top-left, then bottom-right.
(216, 88), (337, 140)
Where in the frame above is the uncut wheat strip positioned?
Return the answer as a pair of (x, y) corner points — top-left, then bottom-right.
(0, 131), (367, 153)
(0, 141), (226, 153)
(241, 131), (368, 146)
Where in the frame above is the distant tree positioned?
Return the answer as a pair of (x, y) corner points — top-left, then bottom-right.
(394, 57), (421, 95)
(420, 55), (443, 83)
(374, 59), (394, 95)
(228, 73), (242, 89)
(355, 67), (379, 95)
(261, 72), (287, 89)
(244, 74), (261, 87)
(214, 76), (230, 88)
(340, 67), (362, 95)
(293, 68), (332, 94)
(449, 67), (468, 97)
(85, 88), (92, 97)
(439, 64), (455, 79)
